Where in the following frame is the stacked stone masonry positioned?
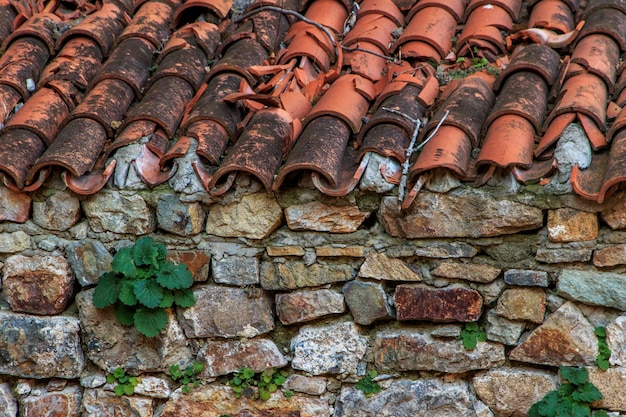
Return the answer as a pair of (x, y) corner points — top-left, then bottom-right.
(4, 178), (626, 416)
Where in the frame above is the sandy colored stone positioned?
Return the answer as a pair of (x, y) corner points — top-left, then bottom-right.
(82, 389), (152, 417)
(432, 262), (501, 283)
(83, 189), (155, 234)
(547, 208), (598, 242)
(284, 375), (326, 396)
(285, 202), (370, 233)
(509, 301), (598, 366)
(266, 246), (305, 256)
(496, 288), (546, 324)
(261, 260), (355, 290)
(606, 314), (626, 366)
(485, 309), (526, 345)
(588, 367), (626, 412)
(315, 246), (365, 257)
(358, 252), (422, 281)
(593, 244), (626, 267)
(206, 192), (283, 239)
(535, 247), (592, 263)
(601, 193), (626, 229)
(0, 231), (30, 253)
(66, 239), (113, 286)
(276, 289), (345, 325)
(32, 189), (81, 231)
(198, 339), (287, 377)
(156, 193), (205, 236)
(395, 284), (483, 322)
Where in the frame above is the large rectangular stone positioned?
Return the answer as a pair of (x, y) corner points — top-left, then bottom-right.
(394, 284), (483, 322)
(260, 261), (355, 290)
(557, 269), (626, 310)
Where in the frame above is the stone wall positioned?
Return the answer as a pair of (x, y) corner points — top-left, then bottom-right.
(2, 177), (626, 416)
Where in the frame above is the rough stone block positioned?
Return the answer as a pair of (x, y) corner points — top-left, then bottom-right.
(66, 239), (113, 286)
(547, 208), (598, 242)
(432, 262), (501, 283)
(503, 269), (549, 287)
(358, 252), (422, 281)
(485, 309), (525, 345)
(496, 288), (546, 324)
(593, 244), (626, 267)
(82, 389), (153, 417)
(379, 190), (543, 238)
(198, 339), (287, 377)
(0, 231), (30, 253)
(588, 367), (626, 412)
(206, 193), (283, 239)
(266, 246), (305, 256)
(0, 311), (84, 378)
(83, 189), (155, 234)
(211, 254), (259, 285)
(156, 193), (205, 236)
(535, 247), (592, 263)
(374, 328), (505, 373)
(291, 321), (367, 375)
(0, 186), (31, 223)
(276, 289), (345, 325)
(285, 202), (370, 233)
(132, 377), (172, 399)
(606, 314), (626, 366)
(343, 280), (393, 325)
(20, 385), (81, 417)
(260, 260), (355, 290)
(32, 189), (81, 231)
(3, 254), (74, 314)
(601, 194), (626, 229)
(557, 269), (626, 310)
(0, 382), (17, 417)
(283, 375), (326, 396)
(315, 246), (365, 257)
(395, 284), (483, 322)
(177, 285), (274, 338)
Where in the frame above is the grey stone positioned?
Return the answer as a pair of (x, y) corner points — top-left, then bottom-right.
(431, 262), (501, 283)
(76, 289), (191, 375)
(485, 309), (526, 345)
(606, 314), (626, 366)
(379, 190), (543, 238)
(411, 242), (479, 258)
(0, 231), (30, 253)
(81, 389), (153, 417)
(535, 247), (592, 263)
(20, 385), (82, 417)
(343, 280), (393, 325)
(0, 383), (17, 417)
(473, 368), (557, 416)
(374, 327), (505, 373)
(557, 269), (626, 310)
(483, 241), (532, 263)
(156, 193), (205, 236)
(205, 193), (283, 239)
(0, 311), (84, 378)
(66, 239), (114, 286)
(83, 189), (155, 234)
(133, 377), (172, 399)
(284, 375), (326, 396)
(198, 339), (287, 377)
(358, 152), (398, 193)
(80, 374), (107, 389)
(504, 269), (549, 287)
(291, 321), (368, 376)
(260, 260), (355, 290)
(177, 285), (274, 338)
(285, 202), (370, 233)
(276, 289), (345, 325)
(470, 279), (507, 305)
(334, 379), (476, 417)
(32, 190), (81, 231)
(211, 254), (259, 285)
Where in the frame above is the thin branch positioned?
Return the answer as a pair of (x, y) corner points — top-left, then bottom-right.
(341, 45), (399, 63)
(416, 110), (449, 151)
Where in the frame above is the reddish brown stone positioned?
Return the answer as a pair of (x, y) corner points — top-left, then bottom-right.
(0, 186), (31, 223)
(394, 284), (483, 322)
(547, 208), (598, 243)
(167, 250), (210, 282)
(593, 244), (626, 267)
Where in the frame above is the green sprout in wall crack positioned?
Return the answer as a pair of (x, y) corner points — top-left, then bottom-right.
(459, 322), (487, 350)
(107, 367), (141, 397)
(170, 361), (205, 394)
(227, 367), (291, 401)
(594, 326), (611, 371)
(355, 370), (382, 397)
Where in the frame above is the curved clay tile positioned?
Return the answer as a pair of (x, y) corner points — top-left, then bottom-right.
(277, 22), (335, 72)
(343, 13), (398, 53)
(0, 129), (46, 188)
(0, 37), (50, 100)
(248, 9), (292, 54)
(303, 0), (348, 33)
(116, 0), (180, 48)
(0, 85), (24, 124)
(570, 34), (620, 92)
(358, 0), (405, 26)
(3, 12), (59, 53)
(131, 142), (175, 187)
(486, 71), (549, 134)
(457, 25), (506, 57)
(343, 41), (387, 82)
(395, 7), (456, 60)
(578, 112), (608, 150)
(462, 4), (514, 33)
(310, 146), (370, 196)
(0, 0), (18, 43)
(89, 37), (155, 99)
(107, 119), (157, 153)
(105, 0), (147, 15)
(407, 0), (464, 23)
(528, 0), (575, 33)
(398, 40), (441, 61)
(39, 36), (104, 91)
(172, 0), (233, 26)
(63, 158), (117, 195)
(210, 37), (270, 85)
(465, 0), (522, 21)
(583, 0), (626, 18)
(411, 125), (472, 178)
(477, 115), (536, 169)
(190, 121), (229, 165)
(56, 3), (127, 57)
(535, 112), (576, 157)
(576, 8), (626, 52)
(162, 21), (220, 60)
(146, 40), (209, 93)
(493, 43), (560, 91)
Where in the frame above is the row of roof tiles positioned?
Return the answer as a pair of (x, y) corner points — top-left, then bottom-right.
(0, 0), (624, 208)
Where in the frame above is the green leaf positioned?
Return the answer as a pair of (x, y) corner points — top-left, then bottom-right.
(193, 362), (205, 374)
(538, 391), (559, 416)
(594, 327), (607, 338)
(133, 237), (163, 267)
(173, 288), (196, 308)
(93, 272), (120, 308)
(597, 356), (610, 371)
(182, 385), (190, 394)
(123, 383), (135, 395)
(134, 279), (164, 308)
(242, 368), (255, 379)
(157, 262), (194, 290)
(573, 382), (603, 403)
(283, 389), (293, 399)
(170, 365), (182, 379)
(528, 403), (541, 417)
(113, 367), (125, 378)
(465, 322), (479, 331)
(159, 291), (174, 308)
(118, 280), (138, 306)
(571, 403), (591, 417)
(461, 332), (478, 350)
(134, 308), (168, 337)
(594, 410), (610, 417)
(114, 304), (135, 326)
(560, 366), (589, 385)
(112, 247), (137, 278)
(114, 385), (125, 396)
(260, 390), (271, 401)
(106, 374), (116, 384)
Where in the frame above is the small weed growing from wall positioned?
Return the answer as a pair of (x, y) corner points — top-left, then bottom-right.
(107, 367), (141, 396)
(355, 370), (382, 397)
(594, 326), (611, 371)
(92, 236), (196, 337)
(529, 366), (608, 417)
(170, 362), (205, 394)
(228, 367), (291, 401)
(459, 322), (487, 350)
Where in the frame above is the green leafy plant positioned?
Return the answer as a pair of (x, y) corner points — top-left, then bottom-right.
(459, 322), (487, 350)
(170, 362), (205, 394)
(594, 326), (611, 371)
(228, 367), (290, 401)
(529, 366), (609, 417)
(92, 236), (196, 337)
(107, 367), (141, 397)
(355, 370), (382, 398)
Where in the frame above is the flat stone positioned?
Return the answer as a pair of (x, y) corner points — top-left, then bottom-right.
(156, 193), (205, 236)
(83, 189), (155, 234)
(315, 246), (365, 257)
(379, 190), (543, 238)
(411, 242), (479, 258)
(0, 186), (31, 223)
(32, 189), (81, 231)
(20, 385), (81, 417)
(495, 288), (546, 323)
(395, 284), (483, 322)
(374, 328), (505, 373)
(159, 385), (330, 417)
(276, 289), (345, 325)
(485, 309), (526, 345)
(0, 311), (84, 378)
(133, 376), (172, 399)
(285, 202), (370, 233)
(343, 280), (393, 325)
(81, 389), (153, 417)
(198, 339), (287, 377)
(470, 279), (507, 305)
(266, 246), (305, 256)
(606, 314), (626, 366)
(547, 208), (598, 242)
(260, 260), (355, 290)
(0, 382), (17, 417)
(211, 254), (259, 285)
(66, 239), (113, 286)
(593, 244), (626, 267)
(177, 285), (274, 338)
(334, 379), (475, 417)
(0, 231), (30, 253)
(588, 367), (626, 412)
(3, 254), (74, 314)
(473, 368), (557, 416)
(358, 252), (422, 281)
(167, 250), (210, 282)
(601, 193), (626, 229)
(206, 192), (283, 239)
(557, 268), (626, 310)
(283, 375), (326, 396)
(431, 262), (501, 283)
(503, 269), (549, 287)
(509, 301), (598, 366)
(76, 289), (191, 375)
(291, 321), (368, 376)
(484, 241), (533, 263)
(535, 247), (592, 263)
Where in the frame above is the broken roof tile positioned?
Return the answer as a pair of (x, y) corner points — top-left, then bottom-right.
(493, 43), (561, 91)
(172, 0), (233, 25)
(4, 12), (59, 54)
(0, 129), (45, 189)
(466, 0), (523, 21)
(570, 34), (620, 92)
(528, 0), (575, 33)
(115, 0), (180, 48)
(394, 6), (457, 60)
(576, 7), (626, 51)
(407, 0), (464, 23)
(39, 36), (104, 91)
